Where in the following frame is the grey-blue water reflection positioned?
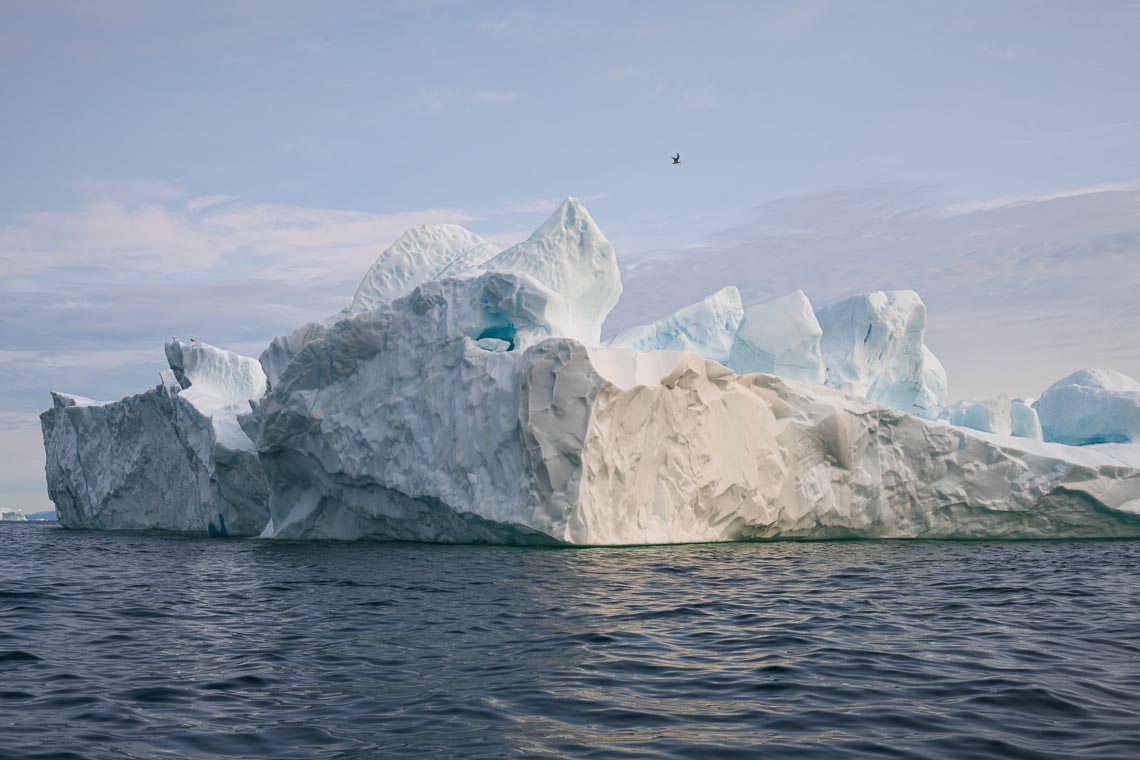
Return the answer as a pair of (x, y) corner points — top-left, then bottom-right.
(2, 522), (1139, 759)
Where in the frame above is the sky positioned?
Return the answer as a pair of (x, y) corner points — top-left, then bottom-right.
(2, 0), (1140, 510)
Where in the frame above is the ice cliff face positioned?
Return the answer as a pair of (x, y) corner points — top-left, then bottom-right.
(40, 342), (269, 535)
(39, 197), (1140, 543)
(815, 290), (948, 420)
(256, 270), (581, 542)
(1, 509), (27, 521)
(1035, 369), (1140, 445)
(726, 290), (825, 384)
(1009, 399), (1044, 441)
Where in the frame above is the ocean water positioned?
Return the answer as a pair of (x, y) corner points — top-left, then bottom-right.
(2, 523), (1140, 759)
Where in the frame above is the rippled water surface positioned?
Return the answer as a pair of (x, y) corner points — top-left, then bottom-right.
(3, 523), (1140, 759)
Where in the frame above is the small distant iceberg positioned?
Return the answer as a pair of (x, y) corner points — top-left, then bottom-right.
(1035, 369), (1140, 446)
(1, 509), (28, 522)
(39, 198), (1140, 543)
(24, 511), (57, 522)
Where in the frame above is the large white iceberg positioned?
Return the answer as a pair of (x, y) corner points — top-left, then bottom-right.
(1035, 369), (1140, 445)
(40, 341), (269, 535)
(815, 290), (947, 419)
(39, 198), (1140, 543)
(1, 509), (27, 522)
(258, 289), (1140, 542)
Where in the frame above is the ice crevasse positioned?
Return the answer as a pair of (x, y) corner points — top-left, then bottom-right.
(41, 198), (1140, 542)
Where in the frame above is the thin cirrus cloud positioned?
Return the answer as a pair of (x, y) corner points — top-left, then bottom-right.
(414, 89), (518, 113)
(0, 192), (482, 282)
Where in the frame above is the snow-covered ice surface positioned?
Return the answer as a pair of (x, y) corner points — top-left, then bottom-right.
(39, 198), (1140, 542)
(40, 342), (269, 535)
(349, 224), (499, 315)
(608, 286), (742, 361)
(1035, 369), (1140, 445)
(815, 290), (947, 420)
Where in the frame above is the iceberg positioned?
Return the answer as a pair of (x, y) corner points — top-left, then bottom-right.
(608, 286), (743, 361)
(1, 509), (27, 522)
(39, 198), (1140, 543)
(815, 290), (947, 419)
(726, 290), (825, 384)
(1035, 369), (1140, 445)
(947, 395), (1012, 436)
(260, 299), (1140, 541)
(947, 396), (1041, 441)
(40, 341), (269, 535)
(1010, 398), (1043, 441)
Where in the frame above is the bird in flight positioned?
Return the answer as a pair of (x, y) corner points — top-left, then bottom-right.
(671, 153), (681, 165)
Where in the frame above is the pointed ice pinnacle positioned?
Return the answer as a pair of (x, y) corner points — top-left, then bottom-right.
(815, 290), (947, 420)
(481, 197), (622, 345)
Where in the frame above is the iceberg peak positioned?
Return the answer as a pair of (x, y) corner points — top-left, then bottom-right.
(815, 289), (947, 419)
(350, 223), (499, 314)
(481, 197), (621, 345)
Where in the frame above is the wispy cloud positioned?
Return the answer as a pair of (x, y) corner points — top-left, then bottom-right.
(0, 189), (482, 281)
(478, 10), (536, 35)
(298, 37), (334, 55)
(939, 180), (1140, 216)
(1015, 121), (1140, 147)
(415, 88), (518, 113)
(680, 86), (718, 112)
(466, 90), (517, 106)
(604, 65), (652, 82)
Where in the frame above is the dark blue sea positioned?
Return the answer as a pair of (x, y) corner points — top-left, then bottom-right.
(3, 522), (1140, 759)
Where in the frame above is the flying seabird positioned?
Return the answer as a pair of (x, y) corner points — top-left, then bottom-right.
(671, 153), (681, 165)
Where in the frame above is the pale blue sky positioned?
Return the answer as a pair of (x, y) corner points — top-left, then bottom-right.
(3, 1), (1140, 510)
